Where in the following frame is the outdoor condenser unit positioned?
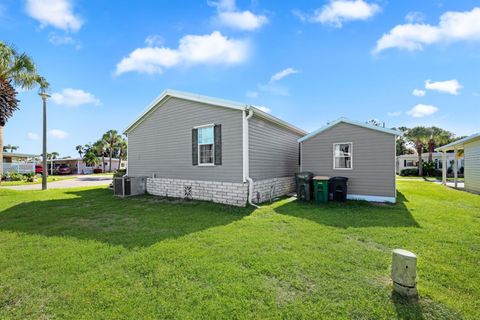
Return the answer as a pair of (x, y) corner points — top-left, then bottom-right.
(113, 176), (146, 197)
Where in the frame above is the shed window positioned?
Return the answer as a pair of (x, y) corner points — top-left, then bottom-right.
(198, 126), (214, 165)
(333, 143), (352, 169)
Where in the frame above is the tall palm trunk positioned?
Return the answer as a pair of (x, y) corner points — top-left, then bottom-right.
(416, 140), (423, 176)
(428, 139), (435, 162)
(102, 154), (105, 173)
(117, 150), (122, 171)
(109, 149), (113, 172)
(0, 125), (3, 181)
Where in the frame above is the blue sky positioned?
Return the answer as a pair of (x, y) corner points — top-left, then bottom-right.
(2, 0), (480, 157)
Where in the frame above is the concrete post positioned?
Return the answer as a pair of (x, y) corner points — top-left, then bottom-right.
(391, 249), (418, 297)
(453, 148), (458, 189)
(441, 151), (447, 185)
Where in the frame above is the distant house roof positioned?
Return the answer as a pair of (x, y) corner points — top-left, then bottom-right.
(2, 152), (38, 158)
(124, 89), (307, 136)
(298, 118), (402, 143)
(436, 132), (480, 151)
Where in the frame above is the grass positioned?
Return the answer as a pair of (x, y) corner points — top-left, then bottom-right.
(0, 175), (74, 186)
(0, 181), (478, 319)
(396, 175), (465, 182)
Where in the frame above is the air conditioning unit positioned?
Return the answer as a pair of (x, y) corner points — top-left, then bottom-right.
(113, 176), (146, 197)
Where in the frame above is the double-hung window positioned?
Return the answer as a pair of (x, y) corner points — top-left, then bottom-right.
(198, 126), (214, 165)
(333, 142), (352, 169)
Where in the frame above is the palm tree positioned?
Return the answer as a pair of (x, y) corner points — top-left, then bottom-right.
(115, 137), (127, 170)
(103, 130), (119, 172)
(75, 144), (84, 158)
(82, 150), (100, 167)
(93, 139), (107, 173)
(427, 127), (454, 162)
(47, 151), (59, 160)
(0, 42), (48, 179)
(406, 127), (430, 176)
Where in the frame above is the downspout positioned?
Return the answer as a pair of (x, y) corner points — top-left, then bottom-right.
(243, 107), (259, 208)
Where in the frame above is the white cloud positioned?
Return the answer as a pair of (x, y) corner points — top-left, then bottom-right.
(26, 0), (83, 32)
(145, 35), (164, 47)
(405, 11), (424, 23)
(270, 67), (299, 83)
(256, 106), (271, 113)
(49, 129), (68, 139)
(412, 89), (426, 97)
(115, 31), (249, 75)
(209, 0), (268, 31)
(374, 7), (480, 53)
(48, 33), (81, 49)
(246, 90), (259, 98)
(388, 111), (402, 117)
(308, 0), (380, 27)
(51, 88), (101, 107)
(407, 104), (438, 118)
(425, 79), (462, 95)
(27, 132), (39, 141)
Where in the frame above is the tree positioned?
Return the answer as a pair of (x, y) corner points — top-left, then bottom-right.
(75, 144), (85, 158)
(366, 119), (384, 127)
(405, 127), (430, 176)
(0, 42), (48, 179)
(82, 151), (100, 167)
(47, 152), (59, 160)
(103, 130), (119, 172)
(115, 137), (127, 170)
(427, 127), (455, 162)
(93, 139), (107, 173)
(393, 126), (414, 156)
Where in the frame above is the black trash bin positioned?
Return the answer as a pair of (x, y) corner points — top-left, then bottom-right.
(296, 172), (314, 201)
(328, 177), (348, 201)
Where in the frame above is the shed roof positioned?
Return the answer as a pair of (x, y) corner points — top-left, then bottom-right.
(298, 118), (402, 143)
(124, 89), (307, 135)
(2, 152), (38, 158)
(436, 132), (480, 151)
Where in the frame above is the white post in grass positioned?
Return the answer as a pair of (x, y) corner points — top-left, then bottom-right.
(392, 249), (418, 297)
(442, 151), (447, 185)
(453, 148), (458, 189)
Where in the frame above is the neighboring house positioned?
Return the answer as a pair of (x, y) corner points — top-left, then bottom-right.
(2, 152), (38, 174)
(437, 132), (480, 194)
(125, 89), (306, 206)
(397, 152), (464, 174)
(299, 118), (401, 203)
(48, 157), (126, 174)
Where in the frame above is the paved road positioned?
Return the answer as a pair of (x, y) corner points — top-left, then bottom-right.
(2, 175), (113, 191)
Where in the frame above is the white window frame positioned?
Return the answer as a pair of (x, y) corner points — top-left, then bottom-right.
(195, 124), (215, 166)
(333, 142), (353, 170)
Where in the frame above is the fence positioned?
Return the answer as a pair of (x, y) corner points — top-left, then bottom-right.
(2, 163), (36, 174)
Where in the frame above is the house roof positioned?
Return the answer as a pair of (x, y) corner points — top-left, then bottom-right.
(2, 152), (38, 158)
(436, 132), (480, 151)
(298, 118), (402, 143)
(123, 89), (307, 136)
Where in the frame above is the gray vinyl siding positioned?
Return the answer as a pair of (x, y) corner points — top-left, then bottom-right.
(127, 97), (243, 182)
(249, 114), (302, 180)
(301, 122), (396, 198)
(464, 139), (480, 194)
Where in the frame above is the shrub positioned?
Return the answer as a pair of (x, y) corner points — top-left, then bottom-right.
(114, 169), (126, 178)
(93, 168), (103, 174)
(2, 172), (25, 181)
(423, 161), (437, 177)
(460, 166), (464, 174)
(400, 168), (419, 176)
(24, 173), (36, 182)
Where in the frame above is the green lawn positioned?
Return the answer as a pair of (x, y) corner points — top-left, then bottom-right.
(0, 175), (74, 186)
(0, 181), (478, 319)
(396, 175), (465, 182)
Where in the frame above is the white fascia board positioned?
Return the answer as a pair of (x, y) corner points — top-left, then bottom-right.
(298, 118), (402, 143)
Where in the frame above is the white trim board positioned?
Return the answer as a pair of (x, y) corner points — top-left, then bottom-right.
(347, 194), (396, 203)
(298, 118), (402, 143)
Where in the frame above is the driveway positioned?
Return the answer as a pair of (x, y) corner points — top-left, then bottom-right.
(2, 175), (113, 191)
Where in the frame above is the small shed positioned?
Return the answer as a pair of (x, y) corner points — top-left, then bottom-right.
(437, 132), (480, 194)
(298, 118), (401, 203)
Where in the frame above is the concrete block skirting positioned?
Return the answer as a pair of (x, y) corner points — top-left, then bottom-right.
(252, 176), (296, 204)
(146, 178), (248, 207)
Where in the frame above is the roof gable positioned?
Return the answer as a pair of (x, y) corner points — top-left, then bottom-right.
(124, 89), (306, 135)
(298, 118), (402, 143)
(437, 132), (480, 151)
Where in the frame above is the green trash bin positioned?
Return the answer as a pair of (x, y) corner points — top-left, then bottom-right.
(313, 176), (329, 203)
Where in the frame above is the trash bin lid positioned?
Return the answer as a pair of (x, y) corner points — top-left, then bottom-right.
(297, 172), (314, 180)
(329, 176), (348, 182)
(313, 176), (330, 180)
